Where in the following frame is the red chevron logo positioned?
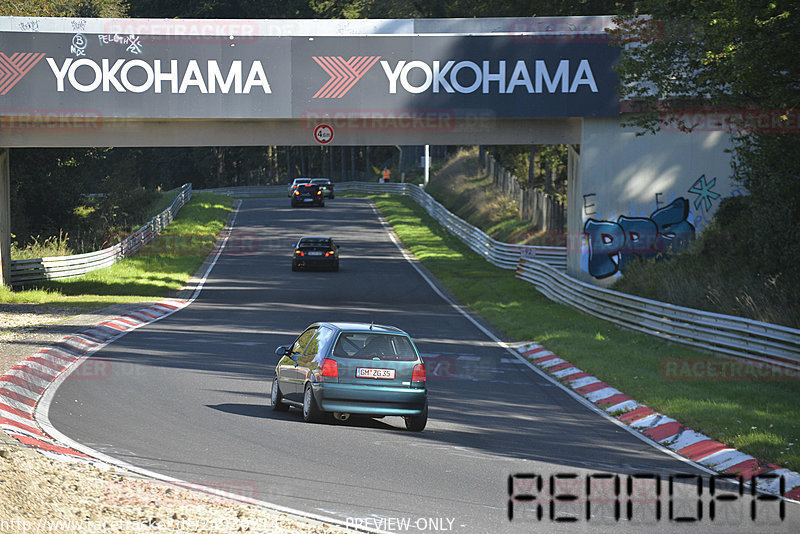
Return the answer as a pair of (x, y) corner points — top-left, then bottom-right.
(0, 52), (46, 95)
(312, 55), (381, 99)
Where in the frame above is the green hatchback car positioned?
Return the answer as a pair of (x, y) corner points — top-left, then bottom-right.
(271, 322), (428, 431)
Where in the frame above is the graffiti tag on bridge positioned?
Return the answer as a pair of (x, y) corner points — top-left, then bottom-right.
(688, 174), (721, 212)
(583, 198), (695, 279)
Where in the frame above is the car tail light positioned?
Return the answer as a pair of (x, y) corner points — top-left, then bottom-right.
(325, 250), (334, 256)
(295, 251), (304, 256)
(321, 359), (338, 378)
(294, 190), (300, 196)
(412, 364), (426, 382)
(316, 190), (322, 196)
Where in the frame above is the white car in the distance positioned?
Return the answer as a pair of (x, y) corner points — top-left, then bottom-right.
(288, 178), (312, 197)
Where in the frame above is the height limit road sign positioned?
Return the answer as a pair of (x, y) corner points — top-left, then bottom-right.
(314, 123), (334, 144)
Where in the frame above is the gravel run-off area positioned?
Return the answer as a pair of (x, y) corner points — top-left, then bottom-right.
(1, 303), (351, 534)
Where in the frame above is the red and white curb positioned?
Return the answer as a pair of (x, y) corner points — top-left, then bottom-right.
(517, 342), (800, 502)
(0, 300), (188, 463)
(0, 199), (242, 465)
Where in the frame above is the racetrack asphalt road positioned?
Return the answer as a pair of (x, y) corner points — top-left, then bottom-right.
(48, 198), (799, 533)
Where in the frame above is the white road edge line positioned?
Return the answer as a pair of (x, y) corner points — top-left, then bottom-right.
(34, 199), (385, 534)
(369, 202), (732, 478)
(376, 199), (800, 504)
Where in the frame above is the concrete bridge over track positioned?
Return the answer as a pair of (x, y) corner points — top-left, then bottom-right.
(0, 15), (736, 285)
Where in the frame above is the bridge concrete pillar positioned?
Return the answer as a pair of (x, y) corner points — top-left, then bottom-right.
(0, 148), (9, 286)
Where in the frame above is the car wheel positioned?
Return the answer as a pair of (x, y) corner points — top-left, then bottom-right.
(291, 199), (297, 208)
(330, 193), (335, 199)
(332, 260), (339, 272)
(320, 200), (325, 207)
(404, 401), (428, 432)
(303, 384), (322, 423)
(292, 261), (299, 272)
(271, 376), (289, 412)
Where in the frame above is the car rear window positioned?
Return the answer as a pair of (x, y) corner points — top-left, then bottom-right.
(299, 239), (331, 247)
(332, 333), (418, 361)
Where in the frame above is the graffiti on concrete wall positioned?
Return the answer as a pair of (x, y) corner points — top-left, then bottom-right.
(583, 197), (696, 279)
(687, 173), (747, 230)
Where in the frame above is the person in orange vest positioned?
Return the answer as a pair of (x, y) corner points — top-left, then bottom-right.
(381, 167), (391, 183)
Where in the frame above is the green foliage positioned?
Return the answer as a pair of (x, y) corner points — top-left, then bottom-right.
(730, 134), (800, 278)
(489, 146), (529, 180)
(425, 147), (559, 245)
(611, 1), (798, 133)
(612, 132), (800, 328)
(488, 145), (568, 199)
(127, 0), (313, 18)
(0, 0), (127, 17)
(374, 193), (800, 472)
(10, 231), (72, 260)
(309, 0), (634, 19)
(4, 193), (231, 306)
(610, 1), (800, 325)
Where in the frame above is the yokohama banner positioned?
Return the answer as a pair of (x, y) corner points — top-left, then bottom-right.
(0, 32), (620, 119)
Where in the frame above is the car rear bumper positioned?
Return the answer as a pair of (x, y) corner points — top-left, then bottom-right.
(295, 257), (335, 267)
(314, 382), (427, 416)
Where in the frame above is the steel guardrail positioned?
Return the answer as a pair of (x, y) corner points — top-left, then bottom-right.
(194, 182), (567, 271)
(335, 182), (568, 271)
(195, 182), (800, 366)
(515, 258), (800, 370)
(9, 184), (192, 286)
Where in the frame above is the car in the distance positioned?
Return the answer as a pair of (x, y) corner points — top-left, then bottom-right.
(271, 322), (428, 431)
(290, 183), (324, 207)
(288, 177), (312, 197)
(310, 178), (335, 199)
(292, 236), (339, 272)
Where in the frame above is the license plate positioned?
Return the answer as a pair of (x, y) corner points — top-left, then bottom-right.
(307, 251), (323, 256)
(356, 367), (395, 379)
(303, 198), (313, 202)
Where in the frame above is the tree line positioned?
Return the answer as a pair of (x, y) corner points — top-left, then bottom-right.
(2, 0), (797, 303)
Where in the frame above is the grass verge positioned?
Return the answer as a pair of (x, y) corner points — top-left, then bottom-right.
(1, 193), (232, 311)
(372, 193), (800, 472)
(424, 147), (563, 246)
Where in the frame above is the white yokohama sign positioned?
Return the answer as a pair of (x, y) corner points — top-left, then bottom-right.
(45, 58), (272, 94)
(380, 59), (598, 94)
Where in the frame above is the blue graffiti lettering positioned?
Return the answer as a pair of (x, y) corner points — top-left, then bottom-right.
(617, 216), (659, 271)
(652, 198), (695, 253)
(584, 219), (625, 279)
(688, 174), (721, 212)
(584, 198), (696, 279)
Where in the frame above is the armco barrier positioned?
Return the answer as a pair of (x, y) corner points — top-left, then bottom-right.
(196, 182), (800, 366)
(9, 184), (192, 286)
(195, 182), (567, 271)
(516, 258), (800, 370)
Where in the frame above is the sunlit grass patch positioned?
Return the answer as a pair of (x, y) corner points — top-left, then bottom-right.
(2, 193), (231, 308)
(371, 193), (800, 472)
